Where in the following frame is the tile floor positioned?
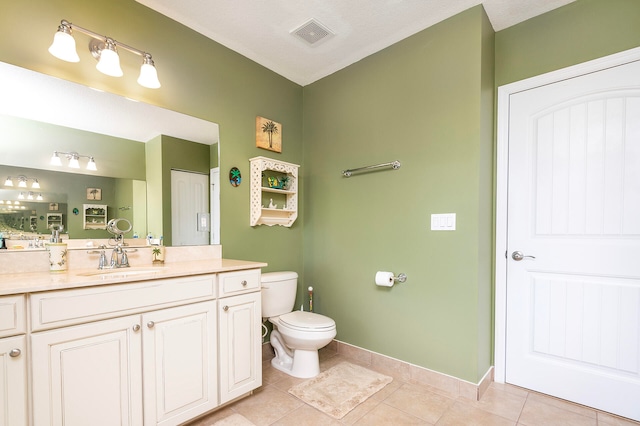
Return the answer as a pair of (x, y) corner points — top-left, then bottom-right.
(187, 347), (640, 426)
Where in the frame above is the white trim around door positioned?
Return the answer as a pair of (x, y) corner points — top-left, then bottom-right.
(494, 45), (640, 383)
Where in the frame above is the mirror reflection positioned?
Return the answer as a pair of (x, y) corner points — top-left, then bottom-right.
(0, 61), (220, 248)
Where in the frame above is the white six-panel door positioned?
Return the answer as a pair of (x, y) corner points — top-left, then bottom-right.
(504, 58), (640, 421)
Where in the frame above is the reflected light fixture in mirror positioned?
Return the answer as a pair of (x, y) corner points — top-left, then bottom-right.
(48, 19), (161, 89)
(51, 151), (97, 171)
(4, 175), (40, 189)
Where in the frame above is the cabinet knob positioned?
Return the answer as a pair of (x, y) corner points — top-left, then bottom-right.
(241, 280), (248, 287)
(223, 305), (229, 311)
(147, 321), (155, 329)
(132, 324), (141, 332)
(9, 348), (21, 358)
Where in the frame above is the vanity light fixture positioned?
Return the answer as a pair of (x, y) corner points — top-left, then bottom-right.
(48, 19), (161, 89)
(4, 175), (41, 189)
(51, 151), (97, 171)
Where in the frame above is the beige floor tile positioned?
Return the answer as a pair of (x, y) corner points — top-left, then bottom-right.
(272, 404), (342, 426)
(353, 403), (431, 425)
(525, 391), (597, 419)
(435, 400), (516, 426)
(231, 385), (303, 426)
(597, 411), (640, 426)
(382, 383), (454, 423)
(470, 384), (527, 421)
(187, 406), (238, 425)
(518, 397), (597, 426)
(338, 397), (380, 425)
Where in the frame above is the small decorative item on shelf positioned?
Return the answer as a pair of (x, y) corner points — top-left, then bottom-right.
(268, 199), (277, 209)
(280, 176), (290, 190)
(267, 176), (279, 188)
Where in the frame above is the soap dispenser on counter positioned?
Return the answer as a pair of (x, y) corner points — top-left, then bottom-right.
(47, 228), (68, 272)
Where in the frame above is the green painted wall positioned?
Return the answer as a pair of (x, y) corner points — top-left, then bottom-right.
(496, 0), (640, 87)
(302, 7), (494, 382)
(0, 0), (304, 275)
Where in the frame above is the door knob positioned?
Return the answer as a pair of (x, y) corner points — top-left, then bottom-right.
(9, 348), (21, 358)
(147, 321), (155, 329)
(512, 251), (536, 261)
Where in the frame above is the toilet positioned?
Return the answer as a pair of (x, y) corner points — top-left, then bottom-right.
(261, 271), (336, 378)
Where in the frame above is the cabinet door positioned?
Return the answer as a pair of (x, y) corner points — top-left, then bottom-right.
(142, 301), (217, 426)
(31, 315), (143, 426)
(0, 336), (27, 426)
(219, 292), (262, 404)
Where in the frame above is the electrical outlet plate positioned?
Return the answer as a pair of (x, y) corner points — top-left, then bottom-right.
(431, 213), (456, 231)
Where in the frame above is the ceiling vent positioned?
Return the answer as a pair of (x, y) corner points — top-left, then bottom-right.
(291, 19), (334, 46)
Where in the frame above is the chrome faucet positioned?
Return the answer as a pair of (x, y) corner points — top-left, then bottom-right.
(110, 244), (130, 268)
(98, 246), (108, 269)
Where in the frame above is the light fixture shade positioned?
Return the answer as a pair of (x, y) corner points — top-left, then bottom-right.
(18, 193), (24, 200)
(48, 29), (80, 62)
(50, 152), (62, 166)
(137, 55), (161, 89)
(96, 41), (123, 77)
(68, 156), (80, 169)
(4, 177), (12, 187)
(86, 157), (97, 171)
(32, 179), (40, 189)
(27, 192), (34, 200)
(17, 178), (27, 188)
(37, 194), (44, 201)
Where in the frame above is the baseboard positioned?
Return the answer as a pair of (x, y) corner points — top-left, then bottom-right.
(262, 339), (494, 401)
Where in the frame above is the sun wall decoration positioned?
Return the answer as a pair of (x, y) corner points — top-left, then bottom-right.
(256, 116), (282, 153)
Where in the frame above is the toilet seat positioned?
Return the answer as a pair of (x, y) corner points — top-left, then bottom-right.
(278, 311), (335, 332)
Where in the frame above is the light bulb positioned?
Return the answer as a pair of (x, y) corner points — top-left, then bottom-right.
(137, 55), (161, 89)
(50, 152), (62, 166)
(68, 156), (80, 168)
(48, 24), (80, 63)
(96, 39), (123, 77)
(86, 157), (97, 171)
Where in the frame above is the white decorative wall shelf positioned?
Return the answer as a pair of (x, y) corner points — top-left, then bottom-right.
(250, 156), (299, 227)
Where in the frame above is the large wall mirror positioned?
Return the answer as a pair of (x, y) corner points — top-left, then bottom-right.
(0, 62), (220, 247)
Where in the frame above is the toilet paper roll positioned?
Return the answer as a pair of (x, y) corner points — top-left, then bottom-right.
(375, 271), (394, 287)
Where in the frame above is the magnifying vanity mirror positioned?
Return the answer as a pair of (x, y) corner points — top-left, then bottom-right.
(0, 61), (220, 248)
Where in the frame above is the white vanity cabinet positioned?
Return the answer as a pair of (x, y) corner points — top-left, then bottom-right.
(31, 314), (144, 425)
(30, 274), (220, 426)
(142, 301), (218, 426)
(217, 269), (262, 403)
(0, 295), (28, 426)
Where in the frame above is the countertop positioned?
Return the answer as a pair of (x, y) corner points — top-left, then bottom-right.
(0, 258), (267, 296)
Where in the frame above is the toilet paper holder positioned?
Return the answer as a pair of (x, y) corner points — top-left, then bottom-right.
(393, 273), (407, 283)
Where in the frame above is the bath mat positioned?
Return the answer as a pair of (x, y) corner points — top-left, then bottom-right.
(213, 413), (255, 425)
(288, 362), (392, 419)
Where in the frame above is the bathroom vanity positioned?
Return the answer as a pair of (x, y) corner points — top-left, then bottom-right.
(0, 248), (266, 426)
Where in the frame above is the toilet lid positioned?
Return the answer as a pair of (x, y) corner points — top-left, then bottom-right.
(279, 311), (335, 331)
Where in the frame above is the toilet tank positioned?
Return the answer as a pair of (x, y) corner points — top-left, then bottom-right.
(261, 271), (298, 318)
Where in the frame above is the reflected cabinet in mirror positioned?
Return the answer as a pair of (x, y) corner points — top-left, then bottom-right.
(0, 61), (220, 247)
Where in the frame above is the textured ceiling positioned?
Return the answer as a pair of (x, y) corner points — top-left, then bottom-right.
(136, 0), (575, 86)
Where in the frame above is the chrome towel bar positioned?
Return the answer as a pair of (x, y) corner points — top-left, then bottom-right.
(342, 160), (401, 177)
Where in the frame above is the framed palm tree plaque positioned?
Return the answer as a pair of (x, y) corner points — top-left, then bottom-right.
(256, 116), (282, 153)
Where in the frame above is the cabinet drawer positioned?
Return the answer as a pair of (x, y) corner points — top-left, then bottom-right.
(30, 274), (217, 331)
(0, 295), (26, 338)
(218, 269), (260, 297)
